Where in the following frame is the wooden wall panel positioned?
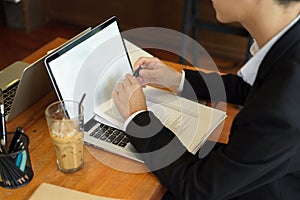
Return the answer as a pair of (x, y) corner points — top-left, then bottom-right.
(1, 0), (247, 63)
(42, 0), (184, 31)
(0, 2), (5, 25)
(42, 0), (248, 61)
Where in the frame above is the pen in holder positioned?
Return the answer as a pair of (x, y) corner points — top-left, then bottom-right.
(0, 131), (34, 189)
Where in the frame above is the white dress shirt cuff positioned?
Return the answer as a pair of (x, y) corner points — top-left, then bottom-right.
(177, 70), (185, 93)
(123, 110), (147, 131)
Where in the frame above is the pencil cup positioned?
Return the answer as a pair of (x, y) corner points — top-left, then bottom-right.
(45, 100), (84, 173)
(0, 132), (34, 189)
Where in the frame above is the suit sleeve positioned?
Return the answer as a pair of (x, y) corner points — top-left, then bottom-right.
(182, 70), (251, 106)
(126, 108), (300, 199)
(126, 61), (300, 199)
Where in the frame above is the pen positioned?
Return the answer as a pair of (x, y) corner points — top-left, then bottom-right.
(133, 65), (143, 77)
(0, 88), (7, 150)
(9, 127), (23, 153)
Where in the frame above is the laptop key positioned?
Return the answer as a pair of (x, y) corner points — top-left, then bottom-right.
(95, 129), (105, 138)
(89, 131), (96, 137)
(106, 135), (116, 143)
(112, 135), (124, 144)
(86, 121), (129, 148)
(100, 133), (111, 140)
(101, 124), (109, 130)
(3, 81), (19, 116)
(84, 118), (99, 132)
(122, 137), (130, 143)
(89, 127), (100, 136)
(118, 142), (128, 147)
(105, 129), (113, 135)
(100, 135), (107, 140)
(112, 130), (121, 135)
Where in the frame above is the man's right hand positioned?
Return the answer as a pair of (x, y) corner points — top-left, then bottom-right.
(133, 57), (182, 92)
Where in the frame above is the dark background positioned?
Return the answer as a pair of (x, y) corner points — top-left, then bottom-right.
(0, 0), (248, 73)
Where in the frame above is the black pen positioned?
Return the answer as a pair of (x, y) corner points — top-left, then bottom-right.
(9, 127), (23, 153)
(0, 88), (7, 150)
(133, 65), (143, 77)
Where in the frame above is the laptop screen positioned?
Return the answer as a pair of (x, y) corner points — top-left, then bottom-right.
(44, 16), (132, 121)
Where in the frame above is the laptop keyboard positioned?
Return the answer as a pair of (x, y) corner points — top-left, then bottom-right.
(88, 122), (130, 148)
(3, 81), (19, 116)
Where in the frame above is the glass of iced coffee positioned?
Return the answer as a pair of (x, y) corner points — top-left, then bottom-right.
(45, 100), (84, 173)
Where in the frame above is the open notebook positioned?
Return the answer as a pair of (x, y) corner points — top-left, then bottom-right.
(95, 87), (227, 155)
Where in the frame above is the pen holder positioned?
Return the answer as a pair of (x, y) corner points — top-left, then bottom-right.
(0, 132), (34, 189)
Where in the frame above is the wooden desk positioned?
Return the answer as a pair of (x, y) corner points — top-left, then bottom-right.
(0, 38), (239, 199)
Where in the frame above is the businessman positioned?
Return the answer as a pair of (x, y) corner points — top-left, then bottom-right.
(113, 0), (300, 199)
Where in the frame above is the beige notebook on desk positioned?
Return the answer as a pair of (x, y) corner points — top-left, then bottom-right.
(29, 183), (121, 200)
(95, 86), (227, 154)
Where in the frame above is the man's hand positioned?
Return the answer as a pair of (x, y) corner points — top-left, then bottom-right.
(134, 57), (182, 92)
(112, 74), (147, 120)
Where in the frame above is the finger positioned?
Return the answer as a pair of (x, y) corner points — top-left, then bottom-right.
(112, 90), (120, 105)
(112, 90), (125, 116)
(117, 81), (125, 95)
(112, 90), (118, 99)
(133, 57), (149, 69)
(133, 57), (159, 70)
(126, 74), (139, 85)
(123, 76), (141, 97)
(122, 77), (132, 88)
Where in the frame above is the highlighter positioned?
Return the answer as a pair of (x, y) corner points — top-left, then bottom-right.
(19, 150), (27, 172)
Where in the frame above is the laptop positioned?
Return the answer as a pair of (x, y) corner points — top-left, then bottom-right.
(0, 28), (92, 122)
(44, 16), (153, 163)
(0, 60), (51, 122)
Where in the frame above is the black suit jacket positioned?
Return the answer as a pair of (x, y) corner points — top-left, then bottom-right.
(126, 20), (300, 200)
